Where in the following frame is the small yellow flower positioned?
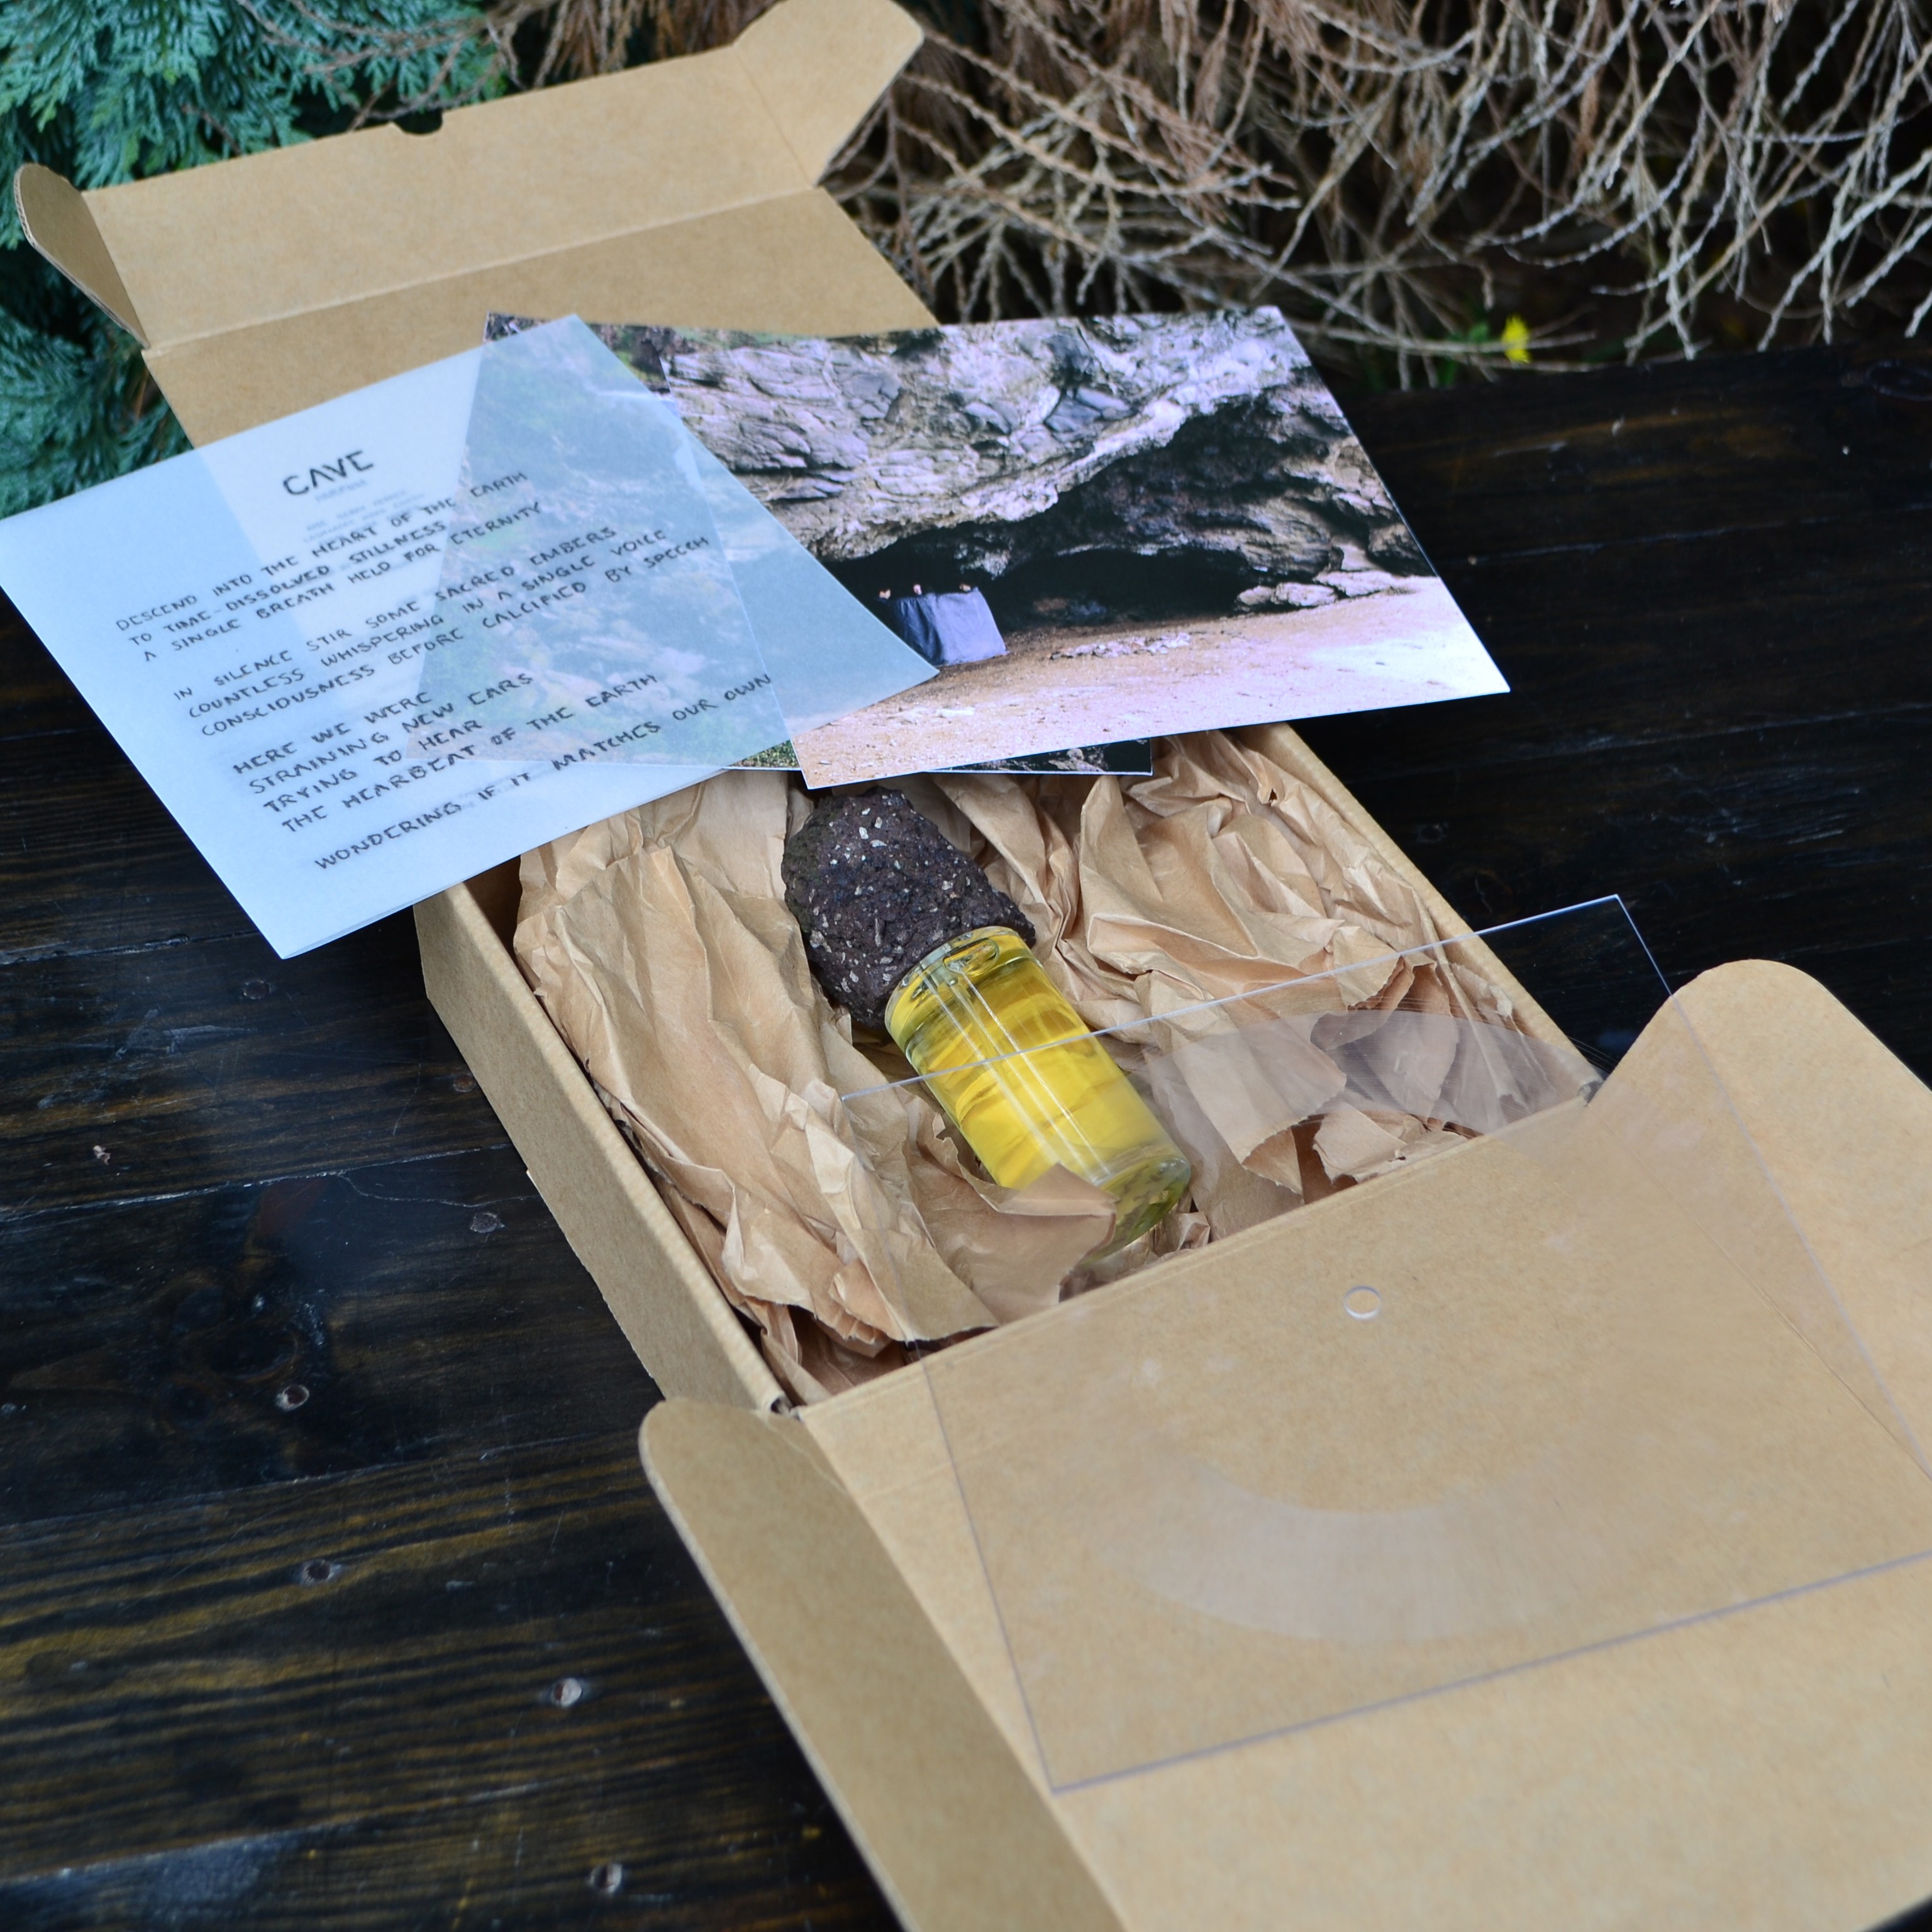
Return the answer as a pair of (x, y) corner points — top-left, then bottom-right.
(1501, 315), (1532, 365)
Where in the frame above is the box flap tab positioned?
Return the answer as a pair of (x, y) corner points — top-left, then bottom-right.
(898, 936), (1932, 1787)
(1674, 959), (1932, 1444)
(14, 164), (147, 345)
(59, 0), (918, 356)
(733, 0), (923, 180)
(640, 1401), (1124, 1932)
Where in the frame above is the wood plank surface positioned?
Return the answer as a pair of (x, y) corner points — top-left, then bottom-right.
(0, 1437), (874, 1927)
(0, 920), (487, 1216)
(4, 335), (1930, 1931)
(0, 730), (252, 963)
(0, 1147), (650, 1519)
(1346, 343), (1932, 559)
(1394, 514), (1932, 762)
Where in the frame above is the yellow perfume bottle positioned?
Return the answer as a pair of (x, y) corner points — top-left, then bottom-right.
(784, 789), (1191, 1256)
(885, 926), (1191, 1253)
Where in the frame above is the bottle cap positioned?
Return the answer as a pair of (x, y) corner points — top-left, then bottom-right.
(782, 789), (1036, 1028)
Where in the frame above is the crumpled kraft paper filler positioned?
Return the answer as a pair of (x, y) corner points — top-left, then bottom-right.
(515, 731), (1528, 1402)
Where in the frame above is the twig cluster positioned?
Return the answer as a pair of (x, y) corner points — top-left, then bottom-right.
(829, 0), (1932, 378)
(273, 0), (1932, 377)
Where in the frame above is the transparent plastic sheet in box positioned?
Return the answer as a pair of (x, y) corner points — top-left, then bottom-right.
(413, 318), (931, 765)
(833, 899), (1932, 1789)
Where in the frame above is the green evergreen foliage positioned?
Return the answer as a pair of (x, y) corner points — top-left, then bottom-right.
(0, 0), (507, 512)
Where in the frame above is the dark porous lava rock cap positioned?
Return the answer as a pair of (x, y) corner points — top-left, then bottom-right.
(781, 789), (1036, 1030)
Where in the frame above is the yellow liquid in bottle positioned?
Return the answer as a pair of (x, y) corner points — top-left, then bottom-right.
(884, 926), (1191, 1254)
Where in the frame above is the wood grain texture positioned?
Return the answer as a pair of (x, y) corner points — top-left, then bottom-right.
(0, 1782), (878, 1932)
(1398, 510), (1932, 765)
(0, 597), (96, 743)
(0, 1146), (655, 1524)
(1345, 341), (1932, 564)
(1311, 714), (1932, 960)
(0, 918), (491, 1216)
(4, 338), (1931, 1931)
(0, 728), (253, 964)
(0, 1436), (880, 1926)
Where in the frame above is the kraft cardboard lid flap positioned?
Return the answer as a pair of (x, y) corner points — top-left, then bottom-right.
(1671, 958), (1932, 1445)
(22, 0), (919, 356)
(732, 0), (923, 180)
(640, 1401), (1126, 1932)
(897, 951), (1932, 1787)
(14, 164), (147, 343)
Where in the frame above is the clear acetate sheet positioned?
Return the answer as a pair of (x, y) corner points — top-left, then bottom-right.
(0, 314), (931, 957)
(413, 318), (931, 765)
(835, 899), (1932, 1789)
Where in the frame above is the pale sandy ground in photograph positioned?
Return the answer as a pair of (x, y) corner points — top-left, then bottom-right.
(794, 577), (1504, 786)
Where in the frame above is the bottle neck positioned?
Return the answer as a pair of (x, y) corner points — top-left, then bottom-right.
(883, 925), (1028, 1048)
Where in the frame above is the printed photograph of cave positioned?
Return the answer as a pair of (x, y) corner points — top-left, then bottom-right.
(594, 309), (1506, 783)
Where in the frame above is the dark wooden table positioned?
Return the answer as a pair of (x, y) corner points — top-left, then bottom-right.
(4, 340), (1930, 1930)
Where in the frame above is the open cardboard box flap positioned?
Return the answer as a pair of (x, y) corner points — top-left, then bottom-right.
(644, 960), (1932, 1932)
(14, 0), (930, 442)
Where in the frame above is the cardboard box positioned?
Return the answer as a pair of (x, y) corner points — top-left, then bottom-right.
(26, 10), (1932, 1923)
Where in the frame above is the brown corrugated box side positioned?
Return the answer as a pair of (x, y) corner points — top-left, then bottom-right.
(25, 11), (1932, 1925)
